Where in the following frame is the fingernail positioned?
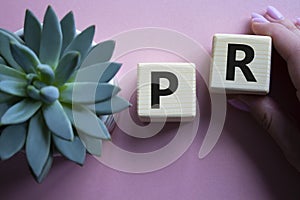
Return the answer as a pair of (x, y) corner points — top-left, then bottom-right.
(267, 6), (284, 20)
(252, 17), (269, 23)
(251, 13), (269, 23)
(296, 18), (300, 26)
(228, 99), (250, 112)
(251, 12), (263, 18)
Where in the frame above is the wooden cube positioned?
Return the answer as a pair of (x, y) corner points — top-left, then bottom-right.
(137, 63), (196, 122)
(210, 34), (272, 94)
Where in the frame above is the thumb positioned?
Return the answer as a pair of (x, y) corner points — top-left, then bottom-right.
(237, 95), (300, 172)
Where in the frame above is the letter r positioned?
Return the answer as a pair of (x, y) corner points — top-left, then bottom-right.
(226, 43), (257, 82)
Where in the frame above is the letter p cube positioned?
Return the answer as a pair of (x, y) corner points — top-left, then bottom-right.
(138, 63), (196, 122)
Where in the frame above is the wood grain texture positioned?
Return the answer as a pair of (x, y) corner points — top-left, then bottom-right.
(210, 34), (272, 94)
(137, 63), (196, 122)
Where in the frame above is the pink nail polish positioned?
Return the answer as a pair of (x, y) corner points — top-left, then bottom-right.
(251, 12), (263, 19)
(252, 17), (269, 23)
(267, 6), (284, 20)
(296, 18), (300, 26)
(251, 13), (269, 23)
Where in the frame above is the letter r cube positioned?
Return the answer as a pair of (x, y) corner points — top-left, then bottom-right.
(137, 63), (196, 122)
(210, 34), (272, 94)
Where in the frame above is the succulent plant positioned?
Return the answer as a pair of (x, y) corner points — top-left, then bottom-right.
(0, 6), (130, 182)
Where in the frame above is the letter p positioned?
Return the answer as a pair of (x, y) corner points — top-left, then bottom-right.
(151, 71), (178, 109)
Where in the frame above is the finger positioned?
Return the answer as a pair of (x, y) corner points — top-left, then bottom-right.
(237, 95), (300, 172)
(251, 12), (270, 23)
(264, 6), (300, 37)
(251, 19), (300, 93)
(251, 19), (299, 61)
(296, 18), (300, 29)
(264, 16), (300, 37)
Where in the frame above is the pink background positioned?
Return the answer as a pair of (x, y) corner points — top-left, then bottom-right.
(1, 0), (300, 199)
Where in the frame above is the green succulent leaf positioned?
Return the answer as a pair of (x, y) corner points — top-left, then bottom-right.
(42, 100), (73, 141)
(0, 28), (23, 44)
(63, 105), (102, 156)
(60, 11), (76, 53)
(77, 130), (102, 156)
(63, 25), (95, 64)
(55, 51), (80, 86)
(0, 124), (26, 160)
(96, 116), (111, 140)
(24, 9), (42, 55)
(26, 111), (51, 178)
(1, 99), (41, 125)
(81, 40), (115, 68)
(26, 85), (40, 100)
(88, 96), (131, 115)
(37, 64), (55, 84)
(0, 28), (24, 44)
(40, 86), (59, 104)
(60, 82), (120, 104)
(39, 6), (62, 68)
(0, 30), (23, 71)
(0, 103), (10, 118)
(0, 56), (6, 65)
(53, 135), (86, 165)
(0, 92), (16, 104)
(0, 6), (127, 182)
(75, 62), (121, 83)
(0, 81), (27, 97)
(33, 80), (47, 89)
(10, 42), (39, 73)
(63, 104), (111, 140)
(36, 151), (53, 183)
(0, 64), (26, 81)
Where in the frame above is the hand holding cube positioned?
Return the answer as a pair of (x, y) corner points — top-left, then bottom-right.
(136, 5), (300, 172)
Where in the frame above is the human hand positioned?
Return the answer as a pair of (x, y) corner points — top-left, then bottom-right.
(229, 6), (300, 172)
